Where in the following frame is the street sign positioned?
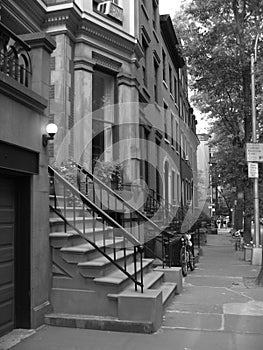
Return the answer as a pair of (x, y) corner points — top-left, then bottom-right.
(246, 143), (263, 162)
(248, 162), (258, 178)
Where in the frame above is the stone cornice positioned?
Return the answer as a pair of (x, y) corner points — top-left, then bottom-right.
(19, 32), (56, 54)
(0, 73), (47, 114)
(44, 7), (80, 35)
(93, 52), (122, 72)
(79, 22), (135, 55)
(43, 7), (136, 55)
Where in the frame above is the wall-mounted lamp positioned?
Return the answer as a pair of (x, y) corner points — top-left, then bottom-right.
(42, 123), (58, 147)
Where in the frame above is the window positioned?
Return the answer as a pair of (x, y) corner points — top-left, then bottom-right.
(154, 59), (159, 102)
(179, 96), (183, 119)
(175, 121), (179, 151)
(156, 139), (161, 199)
(174, 75), (178, 104)
(172, 171), (176, 203)
(177, 174), (180, 203)
(162, 50), (166, 82)
(92, 70), (115, 166)
(164, 103), (168, 139)
(169, 65), (173, 93)
(142, 36), (148, 87)
(171, 113), (174, 146)
(152, 0), (158, 30)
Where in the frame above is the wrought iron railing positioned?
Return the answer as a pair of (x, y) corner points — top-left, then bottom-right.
(49, 165), (144, 292)
(0, 22), (31, 87)
(72, 161), (172, 266)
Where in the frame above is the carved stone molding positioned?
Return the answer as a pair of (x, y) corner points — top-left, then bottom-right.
(92, 51), (122, 72)
(80, 24), (134, 54)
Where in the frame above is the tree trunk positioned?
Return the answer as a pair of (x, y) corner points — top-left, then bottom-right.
(243, 215), (252, 244)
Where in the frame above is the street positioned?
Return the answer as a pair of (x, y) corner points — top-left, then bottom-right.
(1, 230), (263, 350)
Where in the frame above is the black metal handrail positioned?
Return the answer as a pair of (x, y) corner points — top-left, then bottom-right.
(74, 161), (162, 234)
(73, 162), (170, 266)
(146, 188), (179, 227)
(49, 165), (144, 292)
(122, 184), (180, 229)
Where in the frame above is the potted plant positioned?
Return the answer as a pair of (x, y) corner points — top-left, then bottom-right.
(93, 160), (123, 190)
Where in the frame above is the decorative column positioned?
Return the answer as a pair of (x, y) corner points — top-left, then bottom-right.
(117, 73), (140, 184)
(73, 57), (94, 170)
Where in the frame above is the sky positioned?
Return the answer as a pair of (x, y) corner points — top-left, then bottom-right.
(159, 0), (183, 16)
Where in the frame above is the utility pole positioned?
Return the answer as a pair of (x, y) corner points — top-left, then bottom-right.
(250, 33), (260, 248)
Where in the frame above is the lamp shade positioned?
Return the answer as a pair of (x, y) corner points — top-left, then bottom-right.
(46, 123), (58, 135)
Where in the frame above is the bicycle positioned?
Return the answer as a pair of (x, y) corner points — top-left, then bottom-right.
(180, 233), (195, 277)
(234, 230), (244, 251)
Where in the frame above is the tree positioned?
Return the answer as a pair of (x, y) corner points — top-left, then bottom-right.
(174, 0), (263, 284)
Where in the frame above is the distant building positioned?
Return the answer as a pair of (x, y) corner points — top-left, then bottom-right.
(196, 133), (212, 219)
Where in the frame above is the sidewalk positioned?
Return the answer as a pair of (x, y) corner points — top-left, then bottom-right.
(1, 231), (263, 350)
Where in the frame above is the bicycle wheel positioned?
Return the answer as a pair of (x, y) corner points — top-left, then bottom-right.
(180, 246), (188, 277)
(188, 251), (195, 271)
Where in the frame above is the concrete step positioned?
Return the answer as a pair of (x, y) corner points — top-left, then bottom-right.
(49, 227), (113, 248)
(61, 238), (125, 263)
(108, 271), (177, 306)
(44, 313), (154, 334)
(78, 249), (135, 278)
(94, 259), (153, 293)
(141, 270), (164, 290)
(157, 282), (177, 307)
(49, 216), (103, 232)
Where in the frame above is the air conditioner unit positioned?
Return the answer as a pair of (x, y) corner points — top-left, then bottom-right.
(97, 1), (123, 23)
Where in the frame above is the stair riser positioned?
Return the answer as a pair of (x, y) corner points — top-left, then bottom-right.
(49, 196), (83, 208)
(49, 208), (91, 219)
(72, 231), (113, 246)
(50, 219), (102, 232)
(148, 276), (164, 290)
(50, 288), (118, 318)
(50, 231), (112, 249)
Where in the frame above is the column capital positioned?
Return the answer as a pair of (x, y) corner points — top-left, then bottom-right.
(117, 73), (140, 89)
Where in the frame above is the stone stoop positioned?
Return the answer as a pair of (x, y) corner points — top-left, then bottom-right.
(46, 197), (183, 333)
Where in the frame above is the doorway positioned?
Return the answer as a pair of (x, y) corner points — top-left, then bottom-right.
(0, 173), (30, 337)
